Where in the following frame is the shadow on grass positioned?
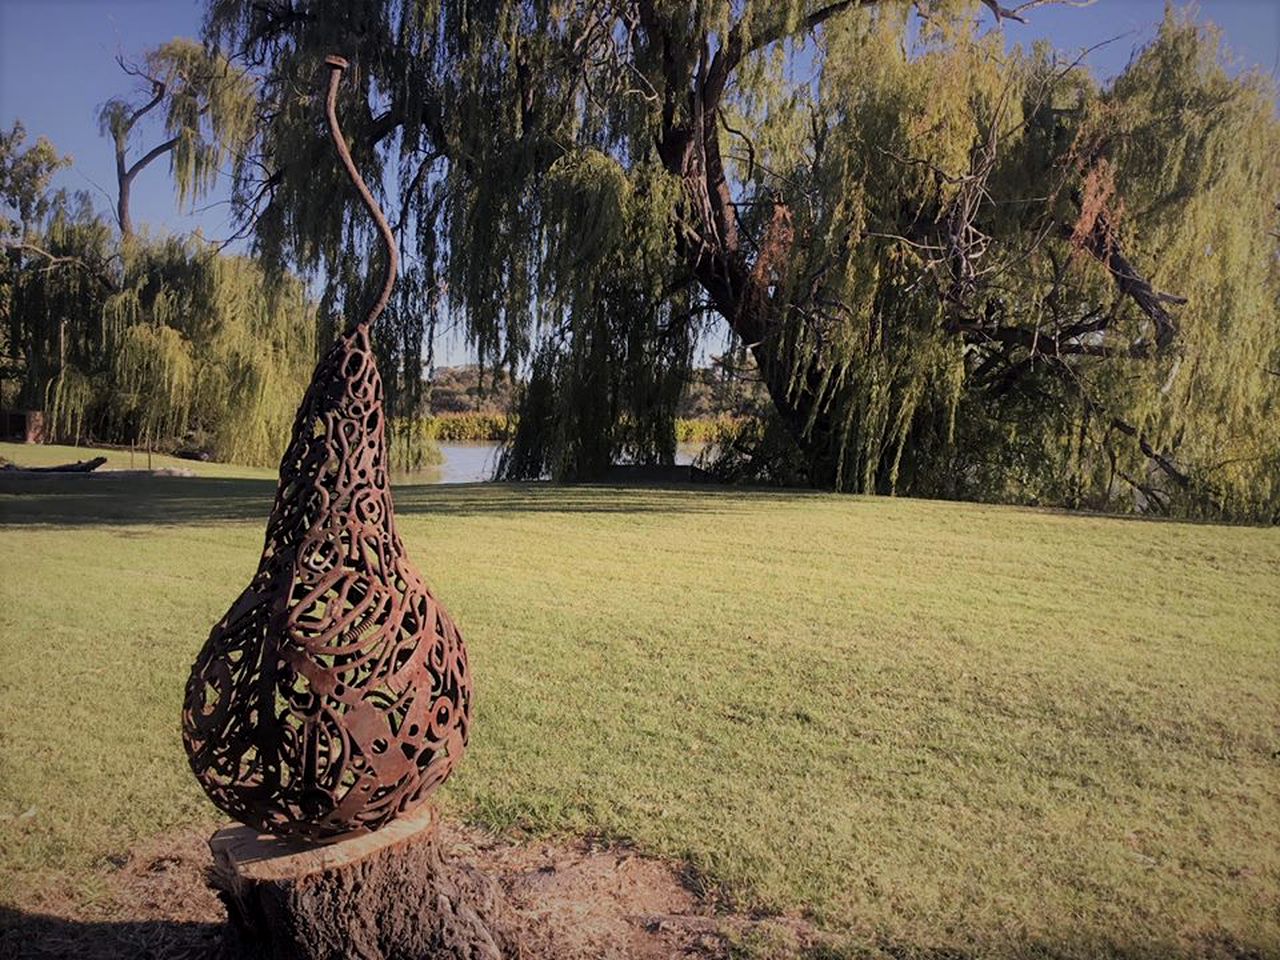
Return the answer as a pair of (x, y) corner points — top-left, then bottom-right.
(0, 473), (820, 526)
(0, 905), (224, 960)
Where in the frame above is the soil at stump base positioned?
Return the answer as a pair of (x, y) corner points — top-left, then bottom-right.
(0, 819), (821, 959)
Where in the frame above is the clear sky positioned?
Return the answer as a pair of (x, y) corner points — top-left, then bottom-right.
(0, 0), (220, 237)
(2, 0), (1278, 363)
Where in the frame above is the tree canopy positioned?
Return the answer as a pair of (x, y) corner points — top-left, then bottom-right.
(98, 39), (256, 238)
(198, 0), (1280, 520)
(1, 49), (316, 467)
(6, 2), (1274, 519)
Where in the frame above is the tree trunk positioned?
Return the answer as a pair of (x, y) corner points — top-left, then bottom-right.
(17, 456), (107, 473)
(116, 181), (133, 240)
(750, 339), (843, 489)
(114, 138), (134, 240)
(207, 804), (517, 960)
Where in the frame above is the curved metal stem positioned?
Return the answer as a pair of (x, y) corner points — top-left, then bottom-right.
(324, 55), (398, 331)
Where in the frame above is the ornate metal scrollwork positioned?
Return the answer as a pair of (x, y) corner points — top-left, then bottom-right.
(181, 56), (471, 841)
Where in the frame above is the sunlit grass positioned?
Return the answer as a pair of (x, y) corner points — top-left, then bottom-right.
(0, 440), (276, 479)
(1, 457), (1277, 957)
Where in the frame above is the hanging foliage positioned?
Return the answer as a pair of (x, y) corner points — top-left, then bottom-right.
(1, 42), (324, 468)
(1, 189), (317, 465)
(98, 39), (257, 238)
(202, 0), (1279, 519)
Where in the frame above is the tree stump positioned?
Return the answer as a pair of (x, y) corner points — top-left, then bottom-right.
(208, 805), (516, 960)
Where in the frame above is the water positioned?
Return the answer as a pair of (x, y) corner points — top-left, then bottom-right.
(437, 442), (502, 484)
(417, 441), (706, 484)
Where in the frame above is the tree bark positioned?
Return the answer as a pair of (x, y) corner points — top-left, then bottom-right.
(746, 338), (842, 487)
(207, 804), (516, 960)
(115, 134), (178, 240)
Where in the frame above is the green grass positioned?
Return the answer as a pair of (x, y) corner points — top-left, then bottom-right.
(1, 449), (1277, 958)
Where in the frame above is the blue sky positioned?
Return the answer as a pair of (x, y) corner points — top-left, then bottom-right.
(2, 0), (1278, 363)
(0, 0), (218, 237)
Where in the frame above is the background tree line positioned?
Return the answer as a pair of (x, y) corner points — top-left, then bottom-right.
(0, 42), (330, 466)
(4, 0), (1279, 521)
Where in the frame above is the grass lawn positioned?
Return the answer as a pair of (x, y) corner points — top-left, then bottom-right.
(0, 444), (1277, 957)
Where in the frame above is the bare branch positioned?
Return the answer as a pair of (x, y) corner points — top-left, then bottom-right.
(123, 135), (180, 182)
(113, 55), (167, 133)
(980, 0), (1027, 24)
(3, 240), (119, 290)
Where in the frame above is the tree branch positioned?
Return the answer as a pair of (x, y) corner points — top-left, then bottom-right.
(3, 240), (119, 290)
(368, 108), (403, 148)
(123, 135), (181, 182)
(1110, 417), (1191, 489)
(114, 55), (168, 133)
(955, 317), (1152, 359)
(737, 1), (875, 66)
(1065, 210), (1185, 351)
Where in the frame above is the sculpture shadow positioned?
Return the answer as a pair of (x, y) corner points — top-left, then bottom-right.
(0, 472), (818, 527)
(0, 904), (227, 960)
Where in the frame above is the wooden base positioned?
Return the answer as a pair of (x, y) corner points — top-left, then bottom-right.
(208, 805), (515, 959)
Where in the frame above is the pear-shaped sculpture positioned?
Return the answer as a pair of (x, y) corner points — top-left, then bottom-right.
(182, 56), (470, 841)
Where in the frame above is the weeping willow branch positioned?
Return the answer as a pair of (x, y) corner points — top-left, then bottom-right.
(201, 0), (1280, 517)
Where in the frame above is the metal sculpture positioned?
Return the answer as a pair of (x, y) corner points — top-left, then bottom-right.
(182, 56), (471, 841)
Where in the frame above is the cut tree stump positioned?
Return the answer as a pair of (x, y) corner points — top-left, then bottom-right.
(208, 804), (517, 960)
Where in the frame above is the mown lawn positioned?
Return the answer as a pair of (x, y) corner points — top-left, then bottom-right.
(0, 443), (1277, 958)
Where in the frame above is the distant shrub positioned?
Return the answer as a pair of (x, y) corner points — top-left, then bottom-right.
(676, 416), (749, 444)
(425, 413), (514, 442)
(398, 413), (747, 448)
(428, 365), (515, 415)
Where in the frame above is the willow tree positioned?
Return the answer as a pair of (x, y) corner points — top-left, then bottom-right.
(2, 186), (318, 462)
(98, 39), (256, 238)
(205, 0), (1280, 518)
(1, 129), (317, 464)
(1, 40), (324, 464)
(1, 122), (72, 408)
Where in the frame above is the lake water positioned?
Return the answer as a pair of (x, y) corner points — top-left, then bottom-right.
(436, 442), (502, 483)
(425, 441), (705, 484)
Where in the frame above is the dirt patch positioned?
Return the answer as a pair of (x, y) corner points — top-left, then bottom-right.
(1, 829), (224, 959)
(1, 820), (822, 959)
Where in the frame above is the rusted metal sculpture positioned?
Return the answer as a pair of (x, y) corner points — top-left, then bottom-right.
(182, 56), (471, 841)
